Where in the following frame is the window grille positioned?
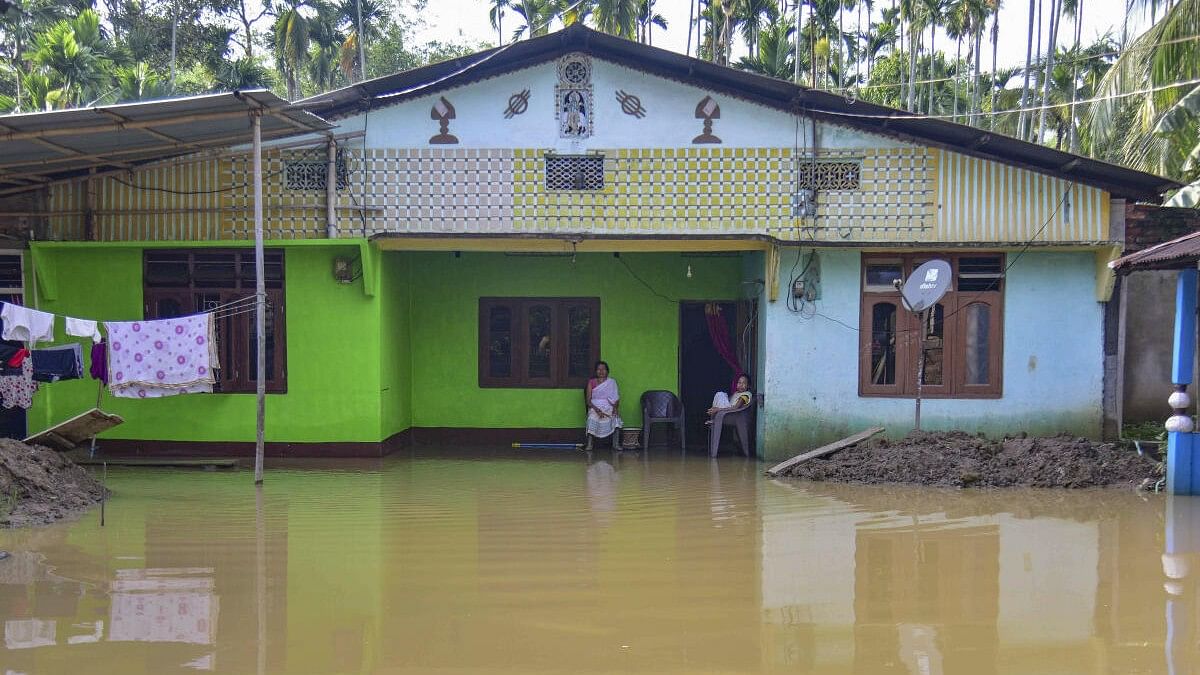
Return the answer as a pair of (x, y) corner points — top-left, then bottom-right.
(285, 152), (349, 191)
(797, 161), (861, 190)
(545, 154), (605, 190)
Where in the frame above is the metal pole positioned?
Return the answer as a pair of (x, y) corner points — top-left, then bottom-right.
(914, 309), (927, 432)
(253, 113), (266, 485)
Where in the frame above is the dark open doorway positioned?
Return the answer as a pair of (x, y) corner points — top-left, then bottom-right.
(679, 301), (744, 449)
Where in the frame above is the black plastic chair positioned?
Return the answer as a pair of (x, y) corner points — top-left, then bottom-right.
(641, 390), (686, 453)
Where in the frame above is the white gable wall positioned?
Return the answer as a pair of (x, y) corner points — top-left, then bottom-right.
(337, 58), (911, 151)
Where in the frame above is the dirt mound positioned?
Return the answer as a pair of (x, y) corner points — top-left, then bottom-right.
(0, 439), (107, 527)
(780, 431), (1159, 489)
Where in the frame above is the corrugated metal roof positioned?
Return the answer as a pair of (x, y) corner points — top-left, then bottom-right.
(1110, 229), (1200, 272)
(0, 90), (331, 193)
(300, 24), (1178, 201)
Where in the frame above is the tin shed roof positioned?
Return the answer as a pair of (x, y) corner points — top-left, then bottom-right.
(1110, 229), (1200, 272)
(0, 90), (331, 193)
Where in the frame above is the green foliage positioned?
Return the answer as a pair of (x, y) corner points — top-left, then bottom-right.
(0, 0), (484, 112)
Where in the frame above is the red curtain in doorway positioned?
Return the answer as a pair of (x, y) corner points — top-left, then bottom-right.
(704, 303), (744, 393)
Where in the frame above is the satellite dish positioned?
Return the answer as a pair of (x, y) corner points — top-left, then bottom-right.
(900, 260), (952, 313)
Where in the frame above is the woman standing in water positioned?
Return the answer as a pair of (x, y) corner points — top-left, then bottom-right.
(585, 360), (622, 450)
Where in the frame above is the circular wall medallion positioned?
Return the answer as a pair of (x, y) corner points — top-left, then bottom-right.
(559, 55), (590, 85)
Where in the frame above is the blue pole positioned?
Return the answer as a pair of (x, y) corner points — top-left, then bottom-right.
(1168, 269), (1199, 494)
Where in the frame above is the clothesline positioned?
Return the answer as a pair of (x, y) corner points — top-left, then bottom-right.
(0, 294), (268, 344)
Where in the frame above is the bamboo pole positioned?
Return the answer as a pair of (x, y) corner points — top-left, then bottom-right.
(253, 113), (265, 485)
(326, 137), (338, 239)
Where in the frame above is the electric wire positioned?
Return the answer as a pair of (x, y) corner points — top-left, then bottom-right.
(616, 255), (677, 303)
(110, 145), (327, 195)
(846, 32), (1200, 93)
(807, 77), (1200, 121)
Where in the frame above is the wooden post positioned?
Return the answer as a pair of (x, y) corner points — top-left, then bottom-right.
(325, 137), (338, 239)
(252, 113), (265, 485)
(1167, 268), (1198, 494)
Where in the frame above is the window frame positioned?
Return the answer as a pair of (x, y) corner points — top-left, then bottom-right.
(478, 297), (600, 389)
(859, 253), (1004, 399)
(143, 249), (287, 394)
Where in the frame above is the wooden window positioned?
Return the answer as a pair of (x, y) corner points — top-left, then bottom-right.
(859, 253), (1003, 398)
(143, 250), (287, 394)
(479, 298), (600, 388)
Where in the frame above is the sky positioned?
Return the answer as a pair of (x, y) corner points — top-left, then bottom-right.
(411, 0), (1153, 70)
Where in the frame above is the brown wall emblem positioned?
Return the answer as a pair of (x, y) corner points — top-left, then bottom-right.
(692, 96), (721, 144)
(615, 90), (646, 118)
(429, 97), (459, 144)
(504, 89), (531, 119)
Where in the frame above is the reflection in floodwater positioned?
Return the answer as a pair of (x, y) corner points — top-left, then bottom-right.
(0, 455), (1192, 672)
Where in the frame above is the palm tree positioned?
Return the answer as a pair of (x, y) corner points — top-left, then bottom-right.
(1087, 0), (1200, 200)
(0, 0), (80, 109)
(736, 19), (795, 78)
(214, 57), (276, 91)
(272, 0), (315, 99)
(337, 0), (381, 81)
(737, 0), (780, 57)
(29, 9), (111, 107)
(308, 2), (345, 91)
(509, 0), (557, 39)
(919, 0), (945, 113)
(593, 0), (640, 38)
(636, 0), (668, 44)
(490, 0), (511, 45)
(115, 62), (167, 102)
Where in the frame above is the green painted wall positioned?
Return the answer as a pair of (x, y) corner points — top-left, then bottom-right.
(378, 251), (413, 439)
(29, 242), (384, 444)
(404, 251), (745, 429)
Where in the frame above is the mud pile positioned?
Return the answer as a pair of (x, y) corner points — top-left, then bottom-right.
(0, 439), (107, 527)
(780, 431), (1158, 489)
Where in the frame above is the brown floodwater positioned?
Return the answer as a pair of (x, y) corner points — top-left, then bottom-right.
(0, 449), (1192, 674)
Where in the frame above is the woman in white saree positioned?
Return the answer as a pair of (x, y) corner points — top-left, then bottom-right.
(585, 360), (622, 450)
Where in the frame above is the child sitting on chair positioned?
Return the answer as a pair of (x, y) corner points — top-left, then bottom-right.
(706, 374), (752, 425)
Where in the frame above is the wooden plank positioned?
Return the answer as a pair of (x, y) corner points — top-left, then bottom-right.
(24, 409), (124, 452)
(73, 458), (239, 469)
(765, 427), (885, 477)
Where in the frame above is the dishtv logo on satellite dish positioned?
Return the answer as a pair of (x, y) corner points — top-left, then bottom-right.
(920, 268), (940, 290)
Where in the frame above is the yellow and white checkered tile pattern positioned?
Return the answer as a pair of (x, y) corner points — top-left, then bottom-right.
(44, 145), (1111, 245)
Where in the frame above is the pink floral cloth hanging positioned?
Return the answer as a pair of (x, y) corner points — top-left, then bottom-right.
(103, 314), (218, 399)
(0, 358), (38, 409)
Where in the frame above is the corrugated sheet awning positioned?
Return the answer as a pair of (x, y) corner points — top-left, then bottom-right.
(1110, 229), (1200, 272)
(0, 90), (331, 193)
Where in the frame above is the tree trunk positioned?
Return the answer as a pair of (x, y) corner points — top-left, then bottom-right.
(989, 12), (998, 129)
(1017, 0), (1035, 138)
(971, 27), (982, 125)
(1036, 0), (1060, 142)
(928, 22), (936, 114)
(953, 35), (962, 121)
(1030, 0), (1043, 141)
(906, 19), (918, 109)
(1068, 0), (1083, 152)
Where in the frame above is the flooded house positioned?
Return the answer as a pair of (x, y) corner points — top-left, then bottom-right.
(1, 25), (1179, 461)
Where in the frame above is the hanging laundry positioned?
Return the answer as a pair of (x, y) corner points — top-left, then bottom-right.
(65, 317), (102, 343)
(0, 359), (39, 409)
(90, 341), (108, 385)
(0, 344), (22, 375)
(0, 303), (54, 344)
(103, 314), (218, 399)
(32, 343), (83, 382)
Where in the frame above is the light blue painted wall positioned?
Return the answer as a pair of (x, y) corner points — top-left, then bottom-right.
(760, 249), (1104, 460)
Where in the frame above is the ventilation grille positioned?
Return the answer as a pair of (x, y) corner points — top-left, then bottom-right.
(546, 154), (605, 190)
(285, 153), (349, 191)
(797, 161), (861, 190)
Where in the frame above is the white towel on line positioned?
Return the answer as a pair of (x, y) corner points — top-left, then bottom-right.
(1, 303), (55, 344)
(65, 317), (102, 343)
